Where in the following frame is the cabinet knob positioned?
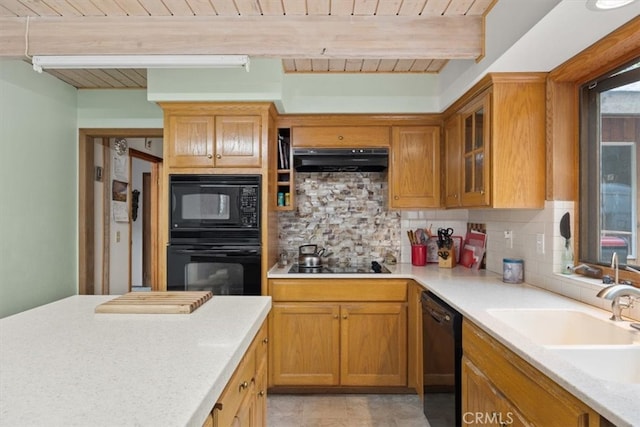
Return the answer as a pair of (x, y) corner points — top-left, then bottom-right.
(258, 390), (265, 397)
(342, 315), (348, 320)
(216, 154), (222, 159)
(394, 196), (399, 200)
(338, 135), (344, 140)
(207, 154), (212, 159)
(239, 381), (249, 391)
(333, 315), (339, 319)
(262, 337), (269, 344)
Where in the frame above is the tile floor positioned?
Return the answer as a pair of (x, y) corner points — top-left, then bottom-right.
(267, 394), (432, 427)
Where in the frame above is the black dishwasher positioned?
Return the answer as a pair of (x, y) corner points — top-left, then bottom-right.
(422, 291), (462, 427)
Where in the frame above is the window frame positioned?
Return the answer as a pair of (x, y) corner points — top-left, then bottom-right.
(579, 60), (640, 268)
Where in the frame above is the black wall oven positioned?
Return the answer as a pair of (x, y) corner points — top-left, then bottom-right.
(167, 174), (262, 295)
(167, 245), (261, 295)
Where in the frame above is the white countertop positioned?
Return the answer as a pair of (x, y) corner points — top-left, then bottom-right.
(0, 295), (271, 427)
(269, 263), (640, 427)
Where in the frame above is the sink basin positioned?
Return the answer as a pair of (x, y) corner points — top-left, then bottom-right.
(551, 346), (640, 384)
(487, 309), (639, 345)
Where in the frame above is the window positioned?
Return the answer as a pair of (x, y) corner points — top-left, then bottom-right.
(580, 59), (640, 267)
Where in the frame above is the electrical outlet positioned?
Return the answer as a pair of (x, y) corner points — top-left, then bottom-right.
(504, 230), (513, 249)
(536, 233), (545, 254)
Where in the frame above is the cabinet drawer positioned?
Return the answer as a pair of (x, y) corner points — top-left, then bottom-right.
(292, 126), (390, 148)
(254, 323), (268, 367)
(213, 339), (256, 426)
(270, 279), (407, 301)
(213, 348), (255, 427)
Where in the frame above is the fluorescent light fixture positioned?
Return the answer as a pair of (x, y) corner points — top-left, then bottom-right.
(32, 54), (250, 73)
(586, 0), (638, 10)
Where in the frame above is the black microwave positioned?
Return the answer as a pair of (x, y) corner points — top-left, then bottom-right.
(169, 174), (260, 245)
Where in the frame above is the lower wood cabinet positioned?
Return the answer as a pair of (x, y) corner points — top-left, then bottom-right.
(462, 357), (529, 427)
(271, 302), (407, 387)
(209, 322), (268, 427)
(462, 319), (605, 427)
(269, 279), (408, 388)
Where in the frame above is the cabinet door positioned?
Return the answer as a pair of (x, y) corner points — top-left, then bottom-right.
(407, 283), (424, 400)
(215, 115), (261, 168)
(340, 302), (408, 386)
(166, 115), (215, 168)
(271, 303), (340, 386)
(390, 126), (440, 208)
(253, 361), (267, 427)
(462, 357), (530, 427)
(444, 115), (462, 207)
(460, 93), (491, 207)
(230, 389), (255, 427)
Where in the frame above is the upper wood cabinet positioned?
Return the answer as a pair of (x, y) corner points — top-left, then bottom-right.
(214, 115), (262, 168)
(162, 103), (266, 170)
(292, 126), (390, 148)
(389, 126), (440, 209)
(459, 93), (491, 207)
(443, 115), (462, 207)
(165, 114), (215, 168)
(443, 74), (546, 209)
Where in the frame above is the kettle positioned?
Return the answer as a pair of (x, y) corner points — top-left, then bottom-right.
(298, 244), (325, 267)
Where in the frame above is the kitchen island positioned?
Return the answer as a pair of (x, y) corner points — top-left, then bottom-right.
(269, 263), (640, 427)
(0, 295), (271, 427)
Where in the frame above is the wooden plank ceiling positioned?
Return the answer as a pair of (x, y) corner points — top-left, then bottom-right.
(0, 0), (496, 89)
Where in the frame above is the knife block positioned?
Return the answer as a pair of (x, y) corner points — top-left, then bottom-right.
(438, 248), (456, 268)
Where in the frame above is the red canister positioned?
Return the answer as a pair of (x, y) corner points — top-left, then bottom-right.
(411, 245), (427, 266)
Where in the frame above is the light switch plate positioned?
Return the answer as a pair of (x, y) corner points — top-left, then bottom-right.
(536, 233), (545, 254)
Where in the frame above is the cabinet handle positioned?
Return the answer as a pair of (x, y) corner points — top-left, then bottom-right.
(216, 154), (222, 159)
(239, 381), (249, 392)
(207, 154), (212, 159)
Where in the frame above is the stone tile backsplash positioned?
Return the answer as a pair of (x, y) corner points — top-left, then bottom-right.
(278, 172), (401, 266)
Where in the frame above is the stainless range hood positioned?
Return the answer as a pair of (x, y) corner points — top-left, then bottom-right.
(293, 148), (388, 172)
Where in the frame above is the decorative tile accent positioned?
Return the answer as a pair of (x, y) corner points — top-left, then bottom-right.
(277, 172), (401, 266)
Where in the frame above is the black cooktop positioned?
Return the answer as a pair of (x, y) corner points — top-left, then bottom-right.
(288, 262), (390, 274)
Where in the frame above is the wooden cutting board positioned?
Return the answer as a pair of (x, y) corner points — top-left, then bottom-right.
(95, 291), (213, 314)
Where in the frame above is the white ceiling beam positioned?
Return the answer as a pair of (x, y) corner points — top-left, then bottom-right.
(0, 15), (483, 59)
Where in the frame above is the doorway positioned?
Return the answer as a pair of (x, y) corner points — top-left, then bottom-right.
(78, 129), (163, 295)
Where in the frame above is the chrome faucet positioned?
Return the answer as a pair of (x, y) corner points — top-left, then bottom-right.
(597, 284), (640, 321)
(611, 252), (619, 285)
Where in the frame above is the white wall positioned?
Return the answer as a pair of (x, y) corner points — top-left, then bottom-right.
(94, 138), (104, 294)
(400, 203), (640, 322)
(0, 59), (78, 318)
(131, 157), (151, 287)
